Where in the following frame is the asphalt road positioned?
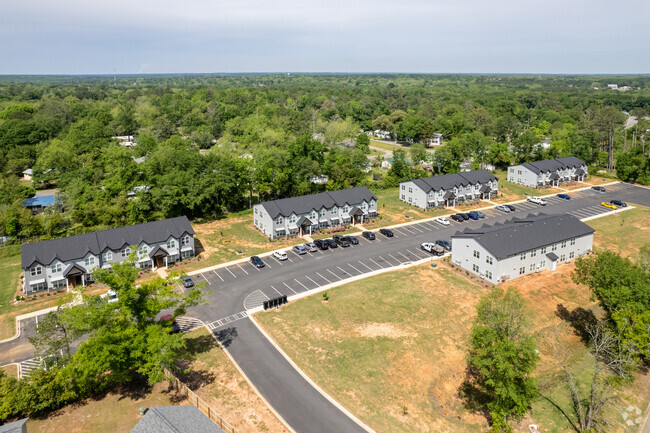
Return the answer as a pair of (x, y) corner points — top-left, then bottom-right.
(2, 182), (649, 432)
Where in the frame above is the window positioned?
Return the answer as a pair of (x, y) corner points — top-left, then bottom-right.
(517, 170), (522, 175)
(552, 244), (557, 251)
(51, 263), (62, 273)
(137, 245), (148, 258)
(569, 251), (575, 259)
(519, 267), (525, 275)
(168, 254), (179, 263)
(486, 271), (492, 279)
(275, 217), (283, 224)
(166, 239), (176, 249)
(319, 209), (326, 217)
(472, 264), (479, 273)
(181, 250), (192, 259)
(540, 261), (545, 269)
(531, 249), (537, 257)
(310, 211), (317, 220)
(370, 200), (375, 207)
(331, 207), (337, 215)
(254, 207), (258, 215)
(520, 252), (526, 260)
(561, 241), (567, 248)
(343, 205), (349, 213)
(401, 194), (405, 200)
(30, 282), (46, 292)
(361, 202), (367, 210)
(182, 235), (191, 246)
(560, 254), (566, 262)
(529, 264), (535, 272)
(541, 246), (547, 254)
(509, 168), (514, 173)
(139, 261), (152, 270)
(51, 280), (66, 290)
(84, 256), (95, 267)
(401, 185), (405, 190)
(408, 197), (412, 203)
(102, 251), (112, 262)
(570, 238), (576, 246)
(473, 250), (480, 259)
(121, 247), (132, 258)
(486, 256), (493, 265)
(438, 190), (443, 197)
(31, 266), (42, 276)
(289, 215), (297, 224)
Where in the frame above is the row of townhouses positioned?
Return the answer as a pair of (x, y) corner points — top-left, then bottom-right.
(451, 213), (594, 284)
(399, 169), (499, 210)
(507, 156), (587, 187)
(21, 216), (195, 293)
(254, 187), (378, 239)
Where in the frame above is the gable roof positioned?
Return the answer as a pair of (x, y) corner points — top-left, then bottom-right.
(21, 216), (194, 269)
(258, 187), (377, 219)
(518, 156), (586, 175)
(409, 170), (498, 193)
(130, 406), (225, 433)
(451, 213), (594, 259)
(0, 418), (28, 433)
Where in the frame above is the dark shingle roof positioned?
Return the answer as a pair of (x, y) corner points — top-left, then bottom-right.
(520, 156), (586, 175)
(452, 213), (594, 259)
(259, 187), (377, 219)
(409, 170), (498, 193)
(21, 216), (194, 269)
(130, 406), (225, 433)
(0, 418), (28, 433)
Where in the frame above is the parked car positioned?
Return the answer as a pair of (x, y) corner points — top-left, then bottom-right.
(303, 242), (318, 252)
(527, 196), (547, 206)
(379, 228), (394, 237)
(182, 276), (194, 288)
(557, 193), (571, 200)
(250, 255), (265, 268)
(333, 235), (351, 247)
(474, 211), (486, 218)
(496, 205), (510, 213)
(106, 289), (119, 303)
(434, 216), (450, 225)
(292, 245), (307, 255)
(450, 214), (464, 222)
(467, 211), (480, 220)
(159, 314), (181, 334)
(435, 240), (452, 251)
(505, 204), (516, 212)
(362, 231), (375, 240)
(421, 242), (445, 256)
(325, 238), (338, 248)
(458, 213), (470, 220)
(601, 201), (617, 210)
(313, 239), (329, 250)
(345, 235), (359, 245)
(592, 186), (606, 192)
(273, 250), (288, 260)
(610, 199), (627, 207)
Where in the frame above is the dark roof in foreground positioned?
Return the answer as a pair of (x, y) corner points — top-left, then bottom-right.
(21, 216), (194, 269)
(258, 186), (377, 219)
(131, 406), (225, 433)
(451, 213), (594, 259)
(0, 418), (28, 433)
(407, 170), (498, 193)
(518, 156), (586, 174)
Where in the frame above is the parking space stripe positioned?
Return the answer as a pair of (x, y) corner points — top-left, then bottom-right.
(369, 257), (384, 268)
(327, 269), (342, 280)
(283, 282), (297, 294)
(358, 260), (374, 272)
(316, 272), (331, 284)
(271, 256), (283, 265)
(237, 264), (249, 275)
(388, 253), (402, 264)
(305, 275), (320, 286)
(270, 285), (283, 296)
(347, 263), (362, 274)
(294, 278), (309, 291)
(225, 267), (237, 278)
(200, 273), (211, 285)
(410, 249), (430, 260)
(213, 270), (224, 281)
(397, 251), (411, 262)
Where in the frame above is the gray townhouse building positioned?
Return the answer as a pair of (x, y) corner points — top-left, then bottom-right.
(21, 216), (195, 294)
(450, 213), (594, 284)
(507, 156), (587, 187)
(254, 186), (378, 239)
(399, 170), (499, 210)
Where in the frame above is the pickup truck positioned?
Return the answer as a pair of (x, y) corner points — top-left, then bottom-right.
(421, 242), (445, 256)
(527, 196), (547, 206)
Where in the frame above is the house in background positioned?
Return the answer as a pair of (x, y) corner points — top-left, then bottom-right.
(21, 216), (195, 294)
(131, 406), (225, 433)
(425, 133), (443, 146)
(451, 213), (594, 284)
(113, 135), (136, 147)
(22, 169), (33, 181)
(254, 187), (378, 239)
(22, 196), (57, 215)
(507, 156), (587, 187)
(399, 170), (498, 209)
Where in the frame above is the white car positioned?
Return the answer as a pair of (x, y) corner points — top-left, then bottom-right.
(527, 196), (547, 206)
(106, 289), (118, 303)
(434, 216), (450, 226)
(421, 242), (445, 255)
(273, 250), (288, 261)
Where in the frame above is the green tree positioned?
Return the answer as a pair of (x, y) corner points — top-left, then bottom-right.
(462, 287), (539, 432)
(355, 133), (370, 154)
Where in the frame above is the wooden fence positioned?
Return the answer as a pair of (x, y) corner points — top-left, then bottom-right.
(165, 369), (237, 433)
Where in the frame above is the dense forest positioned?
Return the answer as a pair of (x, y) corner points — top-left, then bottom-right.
(0, 74), (649, 241)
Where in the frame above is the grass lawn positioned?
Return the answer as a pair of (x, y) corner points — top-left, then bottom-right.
(492, 170), (561, 203)
(1, 364), (18, 379)
(364, 187), (448, 229)
(256, 209), (650, 433)
(27, 380), (189, 433)
(589, 206), (650, 259)
(370, 140), (401, 152)
(177, 328), (285, 433)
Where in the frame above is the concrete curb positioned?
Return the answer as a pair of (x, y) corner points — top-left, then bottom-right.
(580, 205), (635, 222)
(249, 315), (378, 433)
(0, 322), (20, 344)
(203, 324), (298, 433)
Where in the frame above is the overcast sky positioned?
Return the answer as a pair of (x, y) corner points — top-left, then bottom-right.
(2, 0), (648, 74)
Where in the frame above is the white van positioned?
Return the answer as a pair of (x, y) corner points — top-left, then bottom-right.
(273, 251), (288, 261)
